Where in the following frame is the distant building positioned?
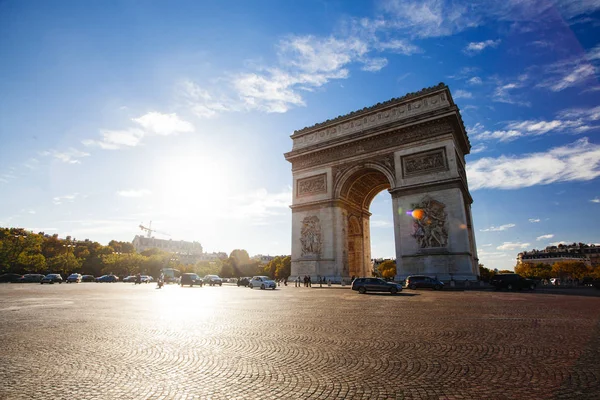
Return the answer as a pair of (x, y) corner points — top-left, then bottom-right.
(132, 235), (203, 263)
(198, 252), (228, 262)
(252, 254), (276, 264)
(517, 243), (599, 267)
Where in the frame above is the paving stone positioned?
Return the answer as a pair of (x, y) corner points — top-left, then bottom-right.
(0, 284), (599, 399)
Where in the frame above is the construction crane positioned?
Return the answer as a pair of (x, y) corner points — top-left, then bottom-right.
(139, 221), (171, 238)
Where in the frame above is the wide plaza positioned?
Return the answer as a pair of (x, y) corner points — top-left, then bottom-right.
(1, 283), (599, 400)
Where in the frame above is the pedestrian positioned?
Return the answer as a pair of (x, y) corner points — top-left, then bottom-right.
(284, 277), (288, 286)
(308, 275), (312, 287)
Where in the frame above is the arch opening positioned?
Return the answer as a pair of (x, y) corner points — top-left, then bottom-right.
(339, 168), (393, 279)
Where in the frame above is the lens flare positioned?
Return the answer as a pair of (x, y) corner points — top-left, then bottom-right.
(397, 207), (403, 215)
(459, 224), (467, 229)
(411, 209), (424, 219)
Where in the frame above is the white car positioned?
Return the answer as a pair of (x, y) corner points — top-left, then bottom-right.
(248, 276), (277, 290)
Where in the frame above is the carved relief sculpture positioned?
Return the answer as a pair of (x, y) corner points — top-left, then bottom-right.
(300, 216), (323, 257)
(402, 148), (447, 177)
(297, 173), (327, 196)
(411, 196), (449, 248)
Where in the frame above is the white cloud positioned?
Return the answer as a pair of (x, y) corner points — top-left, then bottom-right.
(467, 138), (600, 190)
(53, 193), (79, 205)
(453, 90), (473, 99)
(467, 77), (482, 85)
(83, 128), (145, 150)
(591, 198), (600, 203)
(470, 143), (487, 154)
(472, 109), (600, 143)
(463, 39), (501, 55)
(492, 78), (531, 107)
(497, 242), (530, 251)
(536, 234), (554, 241)
(117, 189), (152, 198)
(541, 64), (596, 92)
(380, 0), (480, 38)
(376, 39), (422, 55)
(83, 112), (193, 150)
(361, 57), (388, 72)
(132, 112), (194, 136)
(480, 223), (516, 232)
(42, 148), (90, 164)
(536, 45), (600, 92)
(528, 218), (541, 223)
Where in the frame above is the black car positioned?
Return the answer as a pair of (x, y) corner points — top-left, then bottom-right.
(180, 273), (203, 287)
(490, 273), (536, 291)
(237, 277), (251, 287)
(351, 277), (403, 294)
(96, 275), (118, 283)
(405, 275), (444, 290)
(81, 275), (95, 282)
(41, 274), (63, 284)
(19, 274), (45, 283)
(0, 273), (23, 283)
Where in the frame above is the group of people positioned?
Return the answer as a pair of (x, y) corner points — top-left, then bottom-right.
(295, 275), (312, 287)
(295, 275), (333, 287)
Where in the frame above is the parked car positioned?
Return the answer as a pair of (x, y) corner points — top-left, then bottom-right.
(141, 275), (153, 283)
(248, 276), (277, 290)
(405, 275), (444, 290)
(96, 275), (118, 283)
(0, 273), (23, 283)
(180, 273), (203, 287)
(592, 279), (600, 290)
(66, 273), (82, 283)
(352, 277), (403, 294)
(490, 273), (536, 291)
(237, 277), (251, 287)
(19, 274), (45, 283)
(123, 276), (137, 283)
(41, 274), (63, 284)
(81, 275), (95, 282)
(203, 275), (223, 286)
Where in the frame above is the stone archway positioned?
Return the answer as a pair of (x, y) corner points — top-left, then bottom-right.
(284, 83), (479, 282)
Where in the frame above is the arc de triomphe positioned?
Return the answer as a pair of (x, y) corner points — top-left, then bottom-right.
(284, 83), (479, 282)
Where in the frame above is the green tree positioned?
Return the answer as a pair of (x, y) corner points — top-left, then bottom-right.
(478, 264), (494, 282)
(378, 260), (396, 279)
(275, 256), (291, 279)
(515, 262), (552, 279)
(47, 253), (82, 275)
(552, 261), (590, 280)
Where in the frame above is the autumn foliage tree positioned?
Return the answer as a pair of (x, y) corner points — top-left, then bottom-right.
(378, 260), (396, 279)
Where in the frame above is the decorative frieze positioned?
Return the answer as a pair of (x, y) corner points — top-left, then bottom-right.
(289, 121), (452, 171)
(292, 92), (450, 150)
(296, 173), (327, 197)
(402, 148), (448, 177)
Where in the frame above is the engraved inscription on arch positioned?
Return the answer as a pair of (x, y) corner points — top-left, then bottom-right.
(401, 148), (448, 177)
(296, 173), (327, 197)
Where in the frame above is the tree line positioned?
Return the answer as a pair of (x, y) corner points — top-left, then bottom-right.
(0, 228), (291, 279)
(479, 261), (600, 282)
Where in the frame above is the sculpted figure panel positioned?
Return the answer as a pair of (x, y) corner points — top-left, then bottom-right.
(411, 196), (449, 248)
(402, 148), (447, 177)
(300, 216), (323, 257)
(297, 173), (327, 197)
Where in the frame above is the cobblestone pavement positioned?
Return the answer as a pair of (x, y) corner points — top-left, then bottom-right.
(1, 283), (599, 400)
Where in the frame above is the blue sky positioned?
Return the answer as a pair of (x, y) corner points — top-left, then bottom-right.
(1, 0), (599, 270)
